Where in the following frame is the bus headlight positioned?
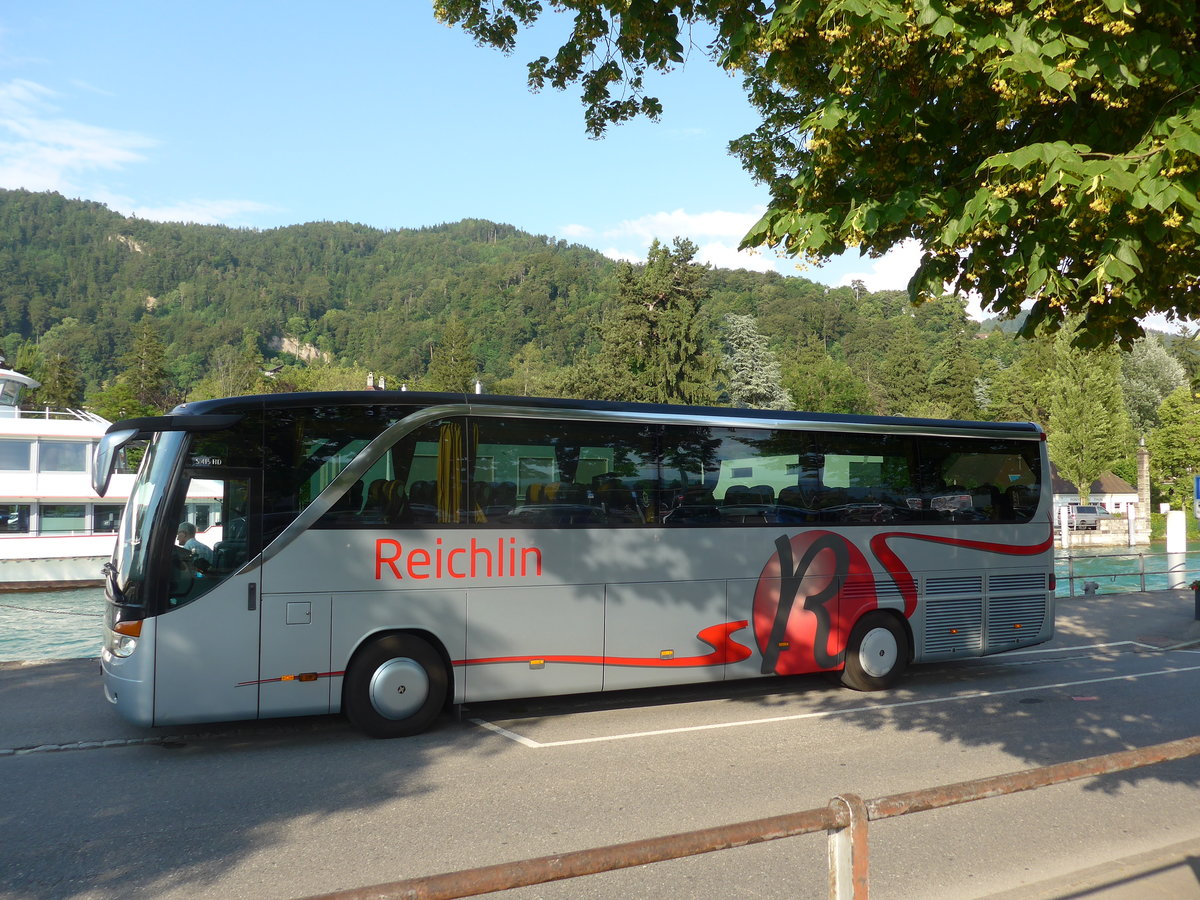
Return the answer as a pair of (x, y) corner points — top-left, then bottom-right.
(107, 620), (142, 658)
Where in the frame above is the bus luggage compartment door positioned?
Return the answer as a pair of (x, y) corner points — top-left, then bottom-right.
(602, 580), (732, 691)
(464, 584), (604, 702)
(258, 592), (334, 718)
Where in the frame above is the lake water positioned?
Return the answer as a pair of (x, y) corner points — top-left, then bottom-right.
(3, 545), (1198, 662)
(0, 586), (105, 662)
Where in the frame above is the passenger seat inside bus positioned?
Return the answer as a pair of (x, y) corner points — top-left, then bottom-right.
(212, 517), (247, 573)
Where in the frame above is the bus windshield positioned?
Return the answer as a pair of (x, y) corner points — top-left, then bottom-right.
(113, 431), (187, 606)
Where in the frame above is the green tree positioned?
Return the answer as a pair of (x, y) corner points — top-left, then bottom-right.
(590, 238), (719, 405)
(1121, 334), (1187, 436)
(983, 336), (1056, 426)
(857, 317), (926, 416)
(37, 353), (84, 409)
(722, 314), (792, 410)
(926, 332), (981, 420)
(424, 315), (480, 392)
(1147, 386), (1200, 511)
(491, 342), (557, 397)
(436, 1), (1200, 347)
(1046, 325), (1132, 502)
(781, 337), (872, 414)
(88, 379), (152, 422)
(120, 320), (172, 412)
(188, 345), (267, 401)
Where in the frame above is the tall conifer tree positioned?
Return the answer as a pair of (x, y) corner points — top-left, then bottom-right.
(1047, 322), (1131, 502)
(722, 314), (792, 410)
(592, 238), (719, 405)
(425, 315), (479, 393)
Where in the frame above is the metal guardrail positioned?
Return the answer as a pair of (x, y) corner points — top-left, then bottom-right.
(303, 734), (1200, 900)
(1056, 550), (1200, 597)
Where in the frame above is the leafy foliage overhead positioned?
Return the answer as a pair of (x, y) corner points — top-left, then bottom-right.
(435, 0), (1200, 348)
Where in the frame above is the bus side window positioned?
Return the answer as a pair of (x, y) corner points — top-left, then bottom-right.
(470, 416), (656, 528)
(920, 437), (1041, 524)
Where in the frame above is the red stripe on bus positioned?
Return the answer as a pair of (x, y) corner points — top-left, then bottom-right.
(236, 671), (346, 686)
(453, 620), (752, 668)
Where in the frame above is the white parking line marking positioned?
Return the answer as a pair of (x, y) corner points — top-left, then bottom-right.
(997, 640), (1177, 656)
(469, 718), (542, 748)
(470, 663), (1200, 749)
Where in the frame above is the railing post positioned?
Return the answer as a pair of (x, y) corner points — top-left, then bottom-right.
(828, 794), (870, 900)
(1140, 553), (1146, 592)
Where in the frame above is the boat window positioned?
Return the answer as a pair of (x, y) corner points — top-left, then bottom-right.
(0, 440), (31, 471)
(0, 503), (30, 534)
(39, 440), (89, 473)
(40, 504), (87, 534)
(94, 504), (124, 534)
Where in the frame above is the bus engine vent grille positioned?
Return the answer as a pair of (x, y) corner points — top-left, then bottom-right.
(987, 595), (1047, 649)
(923, 597), (983, 655)
(925, 576), (983, 597)
(989, 573), (1047, 594)
(842, 579), (904, 605)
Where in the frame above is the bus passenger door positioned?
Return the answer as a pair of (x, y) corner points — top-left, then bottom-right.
(152, 470), (264, 726)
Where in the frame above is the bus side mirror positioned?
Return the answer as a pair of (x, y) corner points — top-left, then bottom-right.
(93, 427), (140, 497)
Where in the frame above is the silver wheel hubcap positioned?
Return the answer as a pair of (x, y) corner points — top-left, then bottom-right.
(368, 658), (429, 720)
(859, 627), (899, 678)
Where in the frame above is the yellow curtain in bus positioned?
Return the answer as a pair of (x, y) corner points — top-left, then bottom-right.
(437, 421), (462, 524)
(470, 421), (486, 524)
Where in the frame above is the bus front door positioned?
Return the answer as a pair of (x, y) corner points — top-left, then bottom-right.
(151, 470), (264, 726)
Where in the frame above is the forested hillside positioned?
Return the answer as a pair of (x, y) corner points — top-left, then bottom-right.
(6, 186), (1200, 508)
(0, 189), (619, 390)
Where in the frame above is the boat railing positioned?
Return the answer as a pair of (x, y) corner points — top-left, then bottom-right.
(0, 406), (108, 423)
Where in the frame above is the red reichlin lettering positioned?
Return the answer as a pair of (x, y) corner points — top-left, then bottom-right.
(374, 537), (543, 581)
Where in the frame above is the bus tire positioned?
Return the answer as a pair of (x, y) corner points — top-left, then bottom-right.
(841, 612), (908, 691)
(344, 634), (447, 738)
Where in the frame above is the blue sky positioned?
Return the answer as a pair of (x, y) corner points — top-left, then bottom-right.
(0, 2), (921, 291)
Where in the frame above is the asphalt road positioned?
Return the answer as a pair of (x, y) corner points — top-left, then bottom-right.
(2, 591), (1200, 900)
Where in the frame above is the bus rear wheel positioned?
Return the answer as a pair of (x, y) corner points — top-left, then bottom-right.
(344, 634), (447, 738)
(841, 612), (908, 691)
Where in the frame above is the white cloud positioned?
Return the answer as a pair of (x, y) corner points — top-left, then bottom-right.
(604, 207), (765, 246)
(0, 78), (271, 228)
(559, 223), (592, 239)
(592, 206), (781, 272)
(833, 239), (923, 293)
(0, 78), (156, 193)
(128, 198), (276, 226)
(599, 246), (643, 264)
(695, 241), (775, 273)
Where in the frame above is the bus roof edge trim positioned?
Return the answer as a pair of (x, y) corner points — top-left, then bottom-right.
(92, 414), (244, 497)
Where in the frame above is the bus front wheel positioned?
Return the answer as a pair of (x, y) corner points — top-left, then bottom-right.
(841, 612), (908, 691)
(344, 634), (448, 738)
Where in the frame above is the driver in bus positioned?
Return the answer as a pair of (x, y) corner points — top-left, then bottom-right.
(176, 522), (213, 570)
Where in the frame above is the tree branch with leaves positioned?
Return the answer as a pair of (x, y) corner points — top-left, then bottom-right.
(435, 0), (1200, 348)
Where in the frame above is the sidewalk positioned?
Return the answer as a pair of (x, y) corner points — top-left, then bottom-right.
(989, 588), (1200, 899)
(984, 836), (1200, 899)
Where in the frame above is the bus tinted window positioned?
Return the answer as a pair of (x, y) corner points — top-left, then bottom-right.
(469, 416), (657, 527)
(918, 435), (1041, 523)
(315, 414), (1041, 530)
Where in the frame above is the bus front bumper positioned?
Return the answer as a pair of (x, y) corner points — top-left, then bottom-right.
(101, 617), (156, 727)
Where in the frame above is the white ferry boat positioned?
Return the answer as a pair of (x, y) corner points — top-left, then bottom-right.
(0, 365), (135, 590)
